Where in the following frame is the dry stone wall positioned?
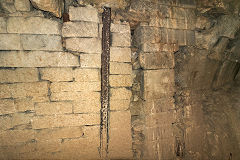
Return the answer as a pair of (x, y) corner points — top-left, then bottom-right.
(0, 2), (133, 159)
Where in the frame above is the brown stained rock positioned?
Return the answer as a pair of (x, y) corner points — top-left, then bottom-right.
(30, 0), (63, 18)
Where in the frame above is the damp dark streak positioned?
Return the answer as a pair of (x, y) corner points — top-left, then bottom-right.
(100, 7), (111, 159)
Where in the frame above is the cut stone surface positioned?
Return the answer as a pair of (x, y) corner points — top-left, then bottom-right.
(0, 68), (39, 83)
(109, 75), (132, 87)
(74, 68), (100, 82)
(40, 68), (73, 82)
(21, 35), (62, 51)
(35, 102), (73, 115)
(111, 23), (130, 33)
(50, 82), (101, 92)
(0, 99), (15, 115)
(110, 99), (130, 111)
(110, 47), (131, 62)
(51, 91), (100, 101)
(80, 54), (101, 68)
(0, 51), (79, 67)
(7, 17), (60, 34)
(73, 100), (101, 113)
(0, 17), (7, 33)
(110, 62), (132, 75)
(69, 6), (99, 22)
(111, 33), (131, 47)
(0, 34), (21, 50)
(110, 88), (132, 100)
(62, 22), (98, 37)
(65, 38), (101, 53)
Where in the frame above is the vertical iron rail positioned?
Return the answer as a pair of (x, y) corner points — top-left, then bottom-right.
(100, 7), (111, 159)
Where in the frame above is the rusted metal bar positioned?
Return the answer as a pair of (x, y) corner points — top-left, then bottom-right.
(100, 7), (111, 159)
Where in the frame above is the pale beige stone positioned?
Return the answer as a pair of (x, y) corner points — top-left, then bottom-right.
(15, 98), (34, 112)
(73, 100), (101, 113)
(111, 23), (130, 33)
(111, 33), (131, 47)
(110, 99), (130, 111)
(21, 35), (62, 51)
(111, 88), (132, 100)
(0, 34), (21, 50)
(14, 0), (30, 11)
(35, 127), (84, 141)
(10, 82), (49, 100)
(0, 51), (79, 67)
(35, 102), (73, 115)
(144, 69), (174, 85)
(0, 17), (7, 33)
(36, 140), (61, 152)
(51, 91), (100, 101)
(0, 130), (35, 146)
(110, 62), (132, 75)
(32, 114), (100, 129)
(0, 68), (38, 83)
(62, 22), (98, 37)
(7, 17), (60, 34)
(30, 0), (63, 17)
(110, 47), (131, 62)
(74, 68), (100, 82)
(40, 68), (73, 82)
(109, 111), (133, 159)
(80, 54), (101, 68)
(109, 75), (132, 87)
(0, 84), (12, 99)
(65, 38), (101, 53)
(0, 99), (15, 115)
(69, 6), (99, 22)
(0, 116), (12, 130)
(51, 82), (101, 92)
(12, 113), (33, 126)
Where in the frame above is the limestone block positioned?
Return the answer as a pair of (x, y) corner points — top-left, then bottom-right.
(0, 34), (21, 50)
(73, 100), (101, 113)
(0, 68), (39, 83)
(186, 30), (195, 46)
(0, 84), (11, 99)
(50, 82), (101, 92)
(0, 130), (35, 146)
(21, 35), (62, 51)
(110, 62), (132, 75)
(9, 82), (49, 102)
(171, 7), (185, 19)
(110, 47), (131, 62)
(12, 113), (33, 126)
(65, 38), (101, 53)
(0, 116), (12, 130)
(110, 88), (132, 100)
(111, 33), (131, 47)
(110, 99), (130, 111)
(80, 54), (101, 68)
(144, 69), (174, 85)
(145, 111), (176, 128)
(109, 75), (132, 87)
(111, 23), (130, 33)
(144, 97), (175, 114)
(14, 0), (31, 11)
(32, 114), (100, 129)
(0, 51), (79, 67)
(0, 99), (15, 115)
(7, 17), (60, 34)
(51, 91), (100, 101)
(35, 127), (84, 141)
(69, 6), (99, 22)
(40, 68), (73, 82)
(0, 1), (16, 13)
(0, 17), (7, 33)
(15, 98), (34, 112)
(30, 0), (63, 18)
(35, 102), (73, 115)
(62, 22), (98, 38)
(168, 18), (186, 29)
(139, 52), (175, 69)
(109, 111), (133, 159)
(36, 140), (61, 153)
(74, 68), (100, 82)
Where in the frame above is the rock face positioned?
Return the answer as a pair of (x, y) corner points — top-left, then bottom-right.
(30, 0), (63, 17)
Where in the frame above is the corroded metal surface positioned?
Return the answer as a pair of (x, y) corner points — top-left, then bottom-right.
(100, 7), (111, 159)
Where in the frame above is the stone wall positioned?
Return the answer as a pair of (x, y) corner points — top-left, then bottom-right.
(0, 2), (133, 159)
